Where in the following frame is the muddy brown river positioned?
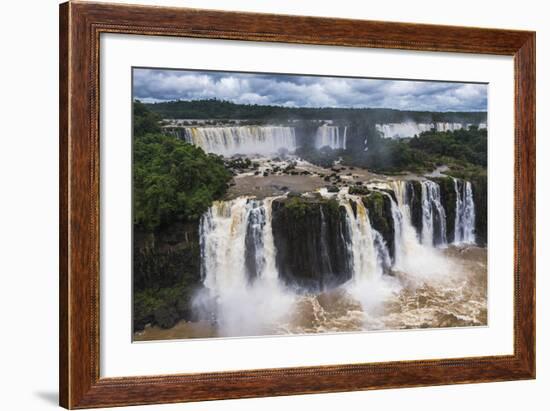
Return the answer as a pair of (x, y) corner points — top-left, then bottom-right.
(135, 245), (487, 342)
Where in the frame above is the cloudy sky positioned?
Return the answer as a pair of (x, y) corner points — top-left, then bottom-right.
(133, 68), (487, 112)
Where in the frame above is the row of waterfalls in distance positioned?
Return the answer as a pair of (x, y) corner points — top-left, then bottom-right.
(165, 124), (349, 156)
(314, 125), (347, 150)
(163, 121), (486, 156)
(375, 122), (487, 139)
(176, 126), (298, 157)
(195, 178), (477, 336)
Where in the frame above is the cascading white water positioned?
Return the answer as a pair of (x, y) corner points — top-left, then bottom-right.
(453, 178), (476, 244)
(200, 197), (250, 294)
(375, 122), (485, 139)
(201, 197), (284, 293)
(372, 231), (392, 273)
(321, 189), (397, 319)
(318, 188), (392, 281)
(201, 180), (469, 299)
(386, 181), (453, 279)
(340, 197), (384, 281)
(376, 123), (433, 138)
(315, 125), (347, 150)
(182, 126), (297, 156)
(435, 122), (465, 132)
(388, 181), (423, 269)
(198, 196), (293, 336)
(420, 181), (447, 247)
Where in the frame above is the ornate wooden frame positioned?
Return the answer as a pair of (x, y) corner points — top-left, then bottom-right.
(59, 1), (536, 408)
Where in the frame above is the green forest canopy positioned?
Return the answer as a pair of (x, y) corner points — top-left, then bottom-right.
(144, 99), (487, 123)
(133, 101), (231, 231)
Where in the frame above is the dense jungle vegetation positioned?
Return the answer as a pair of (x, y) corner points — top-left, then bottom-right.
(133, 101), (231, 231)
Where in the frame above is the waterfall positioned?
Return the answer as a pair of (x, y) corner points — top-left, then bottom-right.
(200, 197), (280, 297)
(420, 181), (447, 247)
(384, 180), (454, 279)
(200, 198), (249, 294)
(198, 181), (469, 305)
(435, 122), (464, 132)
(453, 178), (476, 244)
(244, 201), (267, 280)
(376, 123), (433, 138)
(178, 126), (297, 156)
(375, 122), (485, 138)
(259, 197), (280, 284)
(373, 231), (392, 273)
(198, 196), (292, 336)
(388, 181), (423, 269)
(340, 196), (385, 281)
(315, 125), (347, 150)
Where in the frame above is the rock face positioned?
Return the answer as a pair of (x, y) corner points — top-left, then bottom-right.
(428, 175), (486, 247)
(363, 192), (395, 261)
(429, 176), (458, 244)
(407, 180), (423, 239)
(134, 221), (201, 289)
(271, 197), (352, 291)
(471, 175), (488, 246)
(133, 221), (202, 331)
(294, 122), (323, 150)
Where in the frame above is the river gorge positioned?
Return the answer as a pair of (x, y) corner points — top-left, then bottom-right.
(134, 120), (487, 341)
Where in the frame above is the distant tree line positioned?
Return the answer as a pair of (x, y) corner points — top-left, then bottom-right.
(143, 98), (487, 124)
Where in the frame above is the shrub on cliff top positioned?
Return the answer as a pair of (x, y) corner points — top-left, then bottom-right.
(284, 196), (309, 219)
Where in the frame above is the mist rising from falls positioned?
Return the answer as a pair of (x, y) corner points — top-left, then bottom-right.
(315, 125), (347, 150)
(376, 122), (487, 138)
(180, 126), (297, 156)
(453, 178), (476, 244)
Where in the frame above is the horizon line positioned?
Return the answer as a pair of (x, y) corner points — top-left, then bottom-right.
(134, 98), (488, 114)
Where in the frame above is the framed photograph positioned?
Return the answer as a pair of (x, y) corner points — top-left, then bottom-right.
(59, 2), (535, 408)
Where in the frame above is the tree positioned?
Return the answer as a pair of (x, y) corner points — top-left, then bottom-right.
(132, 102), (231, 231)
(133, 133), (231, 230)
(133, 100), (162, 136)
